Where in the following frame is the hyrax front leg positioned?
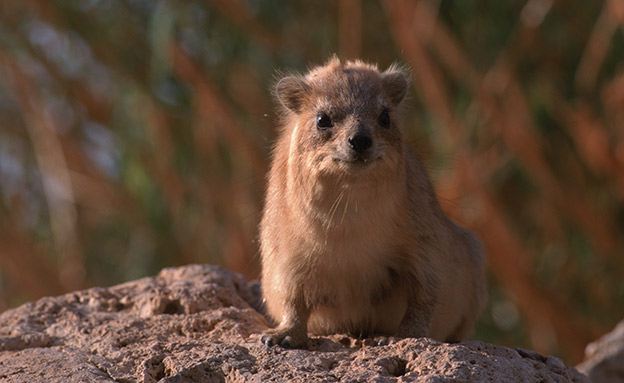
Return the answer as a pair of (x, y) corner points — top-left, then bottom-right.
(261, 293), (309, 348)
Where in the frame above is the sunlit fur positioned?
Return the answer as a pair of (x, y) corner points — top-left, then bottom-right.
(260, 57), (487, 347)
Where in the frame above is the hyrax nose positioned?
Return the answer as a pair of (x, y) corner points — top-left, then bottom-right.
(348, 131), (373, 153)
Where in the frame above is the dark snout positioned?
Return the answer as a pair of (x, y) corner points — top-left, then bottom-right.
(333, 124), (378, 167)
(348, 130), (373, 154)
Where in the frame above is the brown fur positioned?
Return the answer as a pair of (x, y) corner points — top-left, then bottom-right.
(259, 58), (487, 348)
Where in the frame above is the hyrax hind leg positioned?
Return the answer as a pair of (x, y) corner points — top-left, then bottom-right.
(444, 314), (474, 343)
(394, 271), (438, 339)
(373, 290), (436, 346)
(261, 292), (309, 348)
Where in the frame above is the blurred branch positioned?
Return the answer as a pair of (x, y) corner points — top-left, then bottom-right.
(170, 42), (268, 175)
(61, 138), (137, 220)
(170, 42), (267, 273)
(0, 51), (86, 291)
(0, 16), (114, 125)
(0, 227), (64, 301)
(497, 78), (621, 256)
(551, 96), (624, 203)
(134, 93), (186, 217)
(226, 62), (273, 137)
(457, 156), (593, 362)
(207, 0), (280, 53)
(402, 0), (623, 256)
(576, 0), (619, 93)
(338, 0), (362, 60)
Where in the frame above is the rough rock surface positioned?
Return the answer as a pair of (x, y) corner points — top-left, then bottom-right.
(577, 319), (624, 383)
(0, 264), (590, 383)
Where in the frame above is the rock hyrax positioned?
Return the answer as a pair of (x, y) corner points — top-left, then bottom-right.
(259, 57), (487, 348)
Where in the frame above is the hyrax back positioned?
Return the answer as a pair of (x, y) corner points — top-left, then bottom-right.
(260, 58), (487, 348)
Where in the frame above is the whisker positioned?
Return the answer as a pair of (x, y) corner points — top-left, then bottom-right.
(328, 190), (345, 224)
(340, 189), (351, 225)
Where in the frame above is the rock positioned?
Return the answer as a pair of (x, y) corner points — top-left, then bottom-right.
(0, 264), (590, 383)
(577, 319), (624, 383)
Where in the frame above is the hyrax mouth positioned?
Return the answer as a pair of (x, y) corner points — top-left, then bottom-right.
(332, 152), (378, 165)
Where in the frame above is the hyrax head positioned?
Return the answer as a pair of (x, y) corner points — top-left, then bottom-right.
(276, 58), (409, 177)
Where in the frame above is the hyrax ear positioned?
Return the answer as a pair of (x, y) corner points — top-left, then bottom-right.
(382, 68), (409, 107)
(275, 76), (309, 113)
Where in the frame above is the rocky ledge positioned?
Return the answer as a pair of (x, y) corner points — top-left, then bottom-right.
(0, 265), (591, 382)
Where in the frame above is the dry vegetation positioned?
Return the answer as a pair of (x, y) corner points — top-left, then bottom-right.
(0, 0), (623, 363)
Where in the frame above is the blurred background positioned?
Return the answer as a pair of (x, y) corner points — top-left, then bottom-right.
(0, 0), (623, 364)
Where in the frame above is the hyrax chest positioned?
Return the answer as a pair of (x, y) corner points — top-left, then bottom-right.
(299, 235), (410, 335)
(292, 192), (406, 299)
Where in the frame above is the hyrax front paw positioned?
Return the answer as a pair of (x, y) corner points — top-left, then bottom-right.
(260, 327), (308, 349)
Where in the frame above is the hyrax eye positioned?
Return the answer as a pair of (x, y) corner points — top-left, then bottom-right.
(316, 113), (333, 130)
(378, 109), (391, 129)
